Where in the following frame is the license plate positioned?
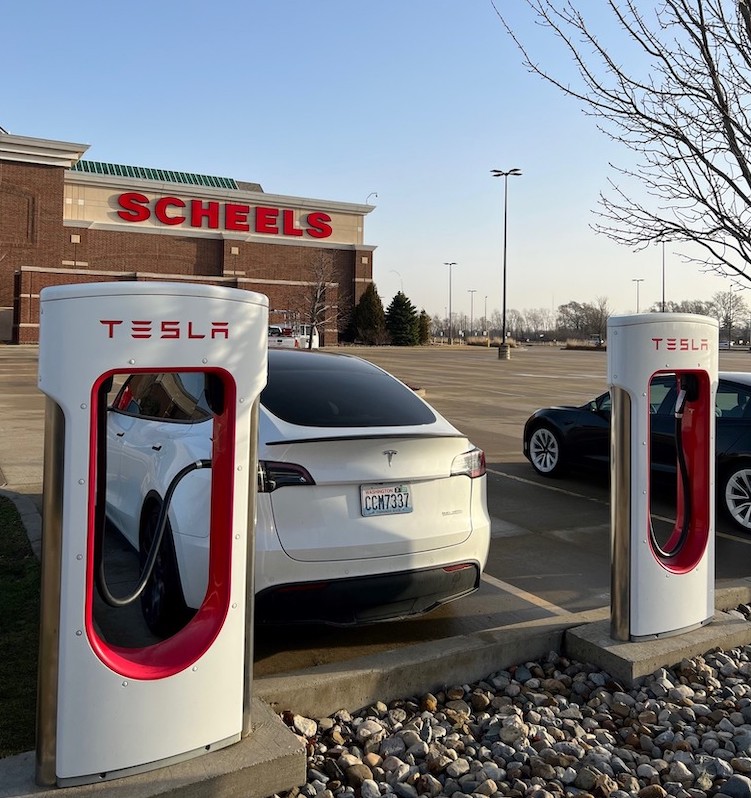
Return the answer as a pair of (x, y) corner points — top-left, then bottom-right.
(360, 484), (412, 516)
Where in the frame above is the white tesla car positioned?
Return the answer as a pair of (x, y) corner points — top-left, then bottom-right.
(104, 349), (490, 637)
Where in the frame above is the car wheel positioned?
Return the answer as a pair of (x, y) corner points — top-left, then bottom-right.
(528, 424), (566, 477)
(139, 502), (193, 638)
(721, 463), (751, 532)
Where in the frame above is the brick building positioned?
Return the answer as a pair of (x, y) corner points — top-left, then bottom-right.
(0, 131), (376, 343)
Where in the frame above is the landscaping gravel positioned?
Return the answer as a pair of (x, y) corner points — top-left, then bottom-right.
(277, 606), (751, 798)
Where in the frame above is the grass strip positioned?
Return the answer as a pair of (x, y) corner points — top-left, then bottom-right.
(0, 495), (39, 758)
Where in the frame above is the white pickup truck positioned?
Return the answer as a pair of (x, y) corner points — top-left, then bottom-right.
(268, 325), (320, 349)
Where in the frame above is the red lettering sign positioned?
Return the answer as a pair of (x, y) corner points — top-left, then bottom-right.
(161, 321), (180, 339)
(282, 209), (303, 237)
(100, 319), (230, 340)
(651, 337), (709, 351)
(255, 206), (278, 235)
(307, 211), (332, 239)
(154, 197), (185, 226)
(190, 200), (220, 229)
(225, 203), (250, 232)
(117, 193), (150, 222)
(115, 193), (333, 238)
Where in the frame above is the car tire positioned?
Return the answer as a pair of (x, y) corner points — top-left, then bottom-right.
(528, 424), (566, 477)
(139, 501), (193, 638)
(720, 462), (751, 532)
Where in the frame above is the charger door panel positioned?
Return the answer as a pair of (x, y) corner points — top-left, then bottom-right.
(608, 313), (718, 641)
(36, 282), (268, 785)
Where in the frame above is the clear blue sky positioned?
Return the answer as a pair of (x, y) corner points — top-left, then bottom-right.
(3, 1), (733, 321)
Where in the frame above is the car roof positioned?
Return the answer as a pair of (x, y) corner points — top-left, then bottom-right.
(720, 371), (751, 385)
(652, 371), (751, 386)
(267, 347), (385, 375)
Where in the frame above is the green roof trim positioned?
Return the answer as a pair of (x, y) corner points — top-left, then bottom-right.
(72, 160), (238, 190)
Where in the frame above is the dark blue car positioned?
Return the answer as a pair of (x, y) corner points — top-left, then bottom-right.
(522, 372), (751, 532)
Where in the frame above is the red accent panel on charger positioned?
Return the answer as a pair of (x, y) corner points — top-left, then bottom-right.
(85, 368), (237, 679)
(648, 370), (711, 573)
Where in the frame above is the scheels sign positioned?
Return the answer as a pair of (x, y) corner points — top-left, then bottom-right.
(116, 192), (333, 239)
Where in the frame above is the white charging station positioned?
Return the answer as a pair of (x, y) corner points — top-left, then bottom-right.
(35, 282), (268, 786)
(609, 313), (718, 641)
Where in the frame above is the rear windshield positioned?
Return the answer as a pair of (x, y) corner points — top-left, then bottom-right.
(261, 353), (436, 427)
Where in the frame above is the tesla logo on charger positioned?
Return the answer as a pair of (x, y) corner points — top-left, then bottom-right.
(99, 320), (230, 340)
(651, 337), (709, 351)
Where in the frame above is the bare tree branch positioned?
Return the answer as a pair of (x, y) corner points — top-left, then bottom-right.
(492, 0), (751, 284)
(295, 251), (341, 348)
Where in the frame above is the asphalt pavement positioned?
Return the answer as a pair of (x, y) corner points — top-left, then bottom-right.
(3, 343), (751, 679)
(6, 342), (751, 798)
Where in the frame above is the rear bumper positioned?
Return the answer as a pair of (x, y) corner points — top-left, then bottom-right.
(254, 561), (481, 626)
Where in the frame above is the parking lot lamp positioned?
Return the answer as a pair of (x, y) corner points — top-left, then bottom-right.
(444, 262), (457, 344)
(632, 278), (644, 313)
(661, 242), (666, 312)
(468, 289), (476, 338)
(491, 168), (522, 359)
(484, 295), (489, 347)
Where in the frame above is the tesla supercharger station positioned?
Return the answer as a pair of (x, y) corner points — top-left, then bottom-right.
(35, 282), (268, 786)
(609, 313), (718, 641)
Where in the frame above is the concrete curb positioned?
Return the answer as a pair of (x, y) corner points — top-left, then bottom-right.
(255, 583), (751, 719)
(254, 607), (608, 719)
(566, 609), (751, 685)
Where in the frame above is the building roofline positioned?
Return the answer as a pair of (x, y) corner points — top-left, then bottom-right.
(0, 133), (89, 167)
(65, 169), (375, 214)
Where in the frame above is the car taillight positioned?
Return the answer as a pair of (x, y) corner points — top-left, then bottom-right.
(450, 447), (486, 478)
(258, 461), (315, 492)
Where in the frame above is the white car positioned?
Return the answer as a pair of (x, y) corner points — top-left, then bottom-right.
(104, 349), (490, 636)
(268, 324), (320, 349)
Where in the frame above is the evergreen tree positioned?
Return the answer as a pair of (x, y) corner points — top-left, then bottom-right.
(351, 283), (387, 345)
(418, 310), (431, 345)
(385, 292), (419, 346)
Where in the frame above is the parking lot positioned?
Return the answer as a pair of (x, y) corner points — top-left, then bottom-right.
(1, 343), (751, 677)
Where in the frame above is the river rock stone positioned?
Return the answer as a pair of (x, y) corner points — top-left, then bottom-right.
(278, 622), (751, 798)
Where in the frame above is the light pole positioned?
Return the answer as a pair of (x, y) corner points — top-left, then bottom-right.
(444, 262), (457, 345)
(390, 269), (403, 292)
(661, 242), (666, 312)
(728, 284), (742, 346)
(468, 289), (476, 338)
(365, 192), (378, 204)
(484, 294), (489, 347)
(491, 167), (522, 359)
(632, 278), (644, 313)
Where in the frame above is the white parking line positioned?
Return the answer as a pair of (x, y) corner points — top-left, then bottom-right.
(487, 467), (609, 505)
(512, 373), (605, 379)
(480, 572), (572, 616)
(488, 467), (751, 544)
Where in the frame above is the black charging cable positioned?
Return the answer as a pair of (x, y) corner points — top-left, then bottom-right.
(95, 459), (212, 608)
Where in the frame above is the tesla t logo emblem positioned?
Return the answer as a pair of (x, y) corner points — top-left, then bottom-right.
(383, 450), (397, 467)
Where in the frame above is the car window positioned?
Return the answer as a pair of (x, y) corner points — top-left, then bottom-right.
(261, 357), (436, 427)
(593, 378), (677, 415)
(112, 372), (213, 423)
(651, 376), (677, 415)
(717, 380), (751, 418)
